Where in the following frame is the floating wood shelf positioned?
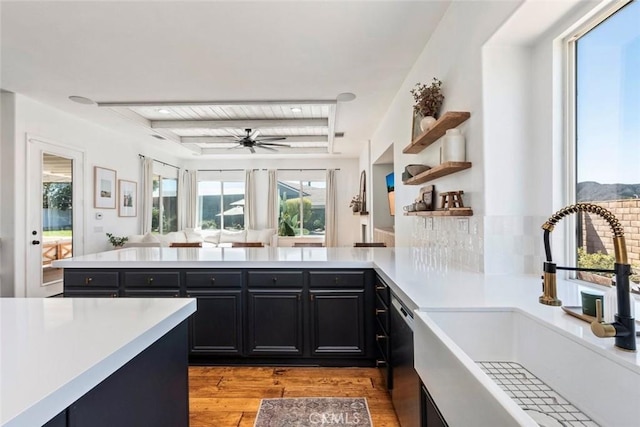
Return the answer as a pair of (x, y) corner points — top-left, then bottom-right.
(403, 111), (470, 154)
(402, 161), (472, 185)
(404, 208), (473, 217)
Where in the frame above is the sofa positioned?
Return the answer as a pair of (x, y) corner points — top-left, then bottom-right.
(123, 228), (278, 248)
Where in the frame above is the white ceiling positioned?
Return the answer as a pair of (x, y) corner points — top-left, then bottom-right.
(1, 1), (450, 159)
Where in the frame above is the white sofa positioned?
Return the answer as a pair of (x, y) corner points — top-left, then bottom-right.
(123, 228), (278, 248)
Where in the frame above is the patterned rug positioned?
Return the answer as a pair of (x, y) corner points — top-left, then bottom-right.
(254, 397), (372, 427)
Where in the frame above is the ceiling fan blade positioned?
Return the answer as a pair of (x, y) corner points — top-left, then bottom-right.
(249, 146), (256, 154)
(255, 144), (277, 152)
(227, 144), (244, 150)
(249, 129), (260, 140)
(258, 142), (291, 147)
(255, 137), (286, 142)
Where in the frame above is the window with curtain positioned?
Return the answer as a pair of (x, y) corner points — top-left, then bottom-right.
(197, 180), (245, 230)
(152, 162), (179, 234)
(277, 171), (326, 238)
(572, 0), (639, 286)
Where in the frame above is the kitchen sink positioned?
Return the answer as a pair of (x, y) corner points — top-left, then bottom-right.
(414, 308), (640, 426)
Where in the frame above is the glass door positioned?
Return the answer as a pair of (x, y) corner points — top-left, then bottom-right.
(27, 138), (84, 297)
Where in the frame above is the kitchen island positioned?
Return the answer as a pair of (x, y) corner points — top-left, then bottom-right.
(1, 297), (196, 427)
(53, 246), (640, 426)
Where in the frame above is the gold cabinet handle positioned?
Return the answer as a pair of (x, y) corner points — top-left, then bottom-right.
(376, 360), (387, 367)
(376, 285), (386, 291)
(376, 334), (387, 341)
(375, 309), (386, 314)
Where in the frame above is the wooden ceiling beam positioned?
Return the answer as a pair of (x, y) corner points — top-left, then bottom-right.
(151, 118), (328, 129)
(180, 135), (329, 144)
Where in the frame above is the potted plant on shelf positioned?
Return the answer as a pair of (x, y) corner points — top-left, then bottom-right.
(410, 77), (444, 132)
(106, 232), (128, 248)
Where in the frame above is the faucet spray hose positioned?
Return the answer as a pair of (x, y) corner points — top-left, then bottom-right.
(542, 203), (627, 264)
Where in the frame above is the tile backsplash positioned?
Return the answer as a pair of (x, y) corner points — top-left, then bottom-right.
(410, 215), (546, 274)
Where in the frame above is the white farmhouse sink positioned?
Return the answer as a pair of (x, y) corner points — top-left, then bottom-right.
(414, 308), (640, 426)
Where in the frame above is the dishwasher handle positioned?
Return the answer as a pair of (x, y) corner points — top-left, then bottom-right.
(391, 296), (414, 330)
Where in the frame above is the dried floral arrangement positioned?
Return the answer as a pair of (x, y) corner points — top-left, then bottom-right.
(410, 78), (444, 118)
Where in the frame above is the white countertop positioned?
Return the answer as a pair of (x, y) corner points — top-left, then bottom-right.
(0, 298), (196, 427)
(53, 246), (640, 369)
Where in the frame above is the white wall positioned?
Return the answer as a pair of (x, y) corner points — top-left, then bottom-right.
(368, 0), (608, 274)
(0, 93), (182, 296)
(370, 1), (522, 257)
(183, 156), (361, 247)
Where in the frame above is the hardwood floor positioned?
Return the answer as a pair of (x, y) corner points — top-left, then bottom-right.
(189, 366), (400, 427)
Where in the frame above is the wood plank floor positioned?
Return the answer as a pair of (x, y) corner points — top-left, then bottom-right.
(189, 366), (401, 427)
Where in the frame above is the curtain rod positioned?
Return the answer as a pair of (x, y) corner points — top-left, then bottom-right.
(138, 154), (179, 170)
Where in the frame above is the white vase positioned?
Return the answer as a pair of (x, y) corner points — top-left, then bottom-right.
(441, 128), (465, 162)
(419, 116), (436, 132)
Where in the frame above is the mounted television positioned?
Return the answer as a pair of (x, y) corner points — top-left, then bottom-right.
(386, 172), (395, 216)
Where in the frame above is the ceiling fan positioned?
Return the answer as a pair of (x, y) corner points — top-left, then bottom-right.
(228, 129), (290, 153)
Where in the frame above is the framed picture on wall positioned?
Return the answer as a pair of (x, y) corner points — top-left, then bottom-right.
(94, 166), (117, 209)
(118, 179), (137, 217)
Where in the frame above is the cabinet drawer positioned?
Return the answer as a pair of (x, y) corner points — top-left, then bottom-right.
(65, 271), (119, 288)
(64, 289), (119, 298)
(375, 301), (390, 334)
(124, 271), (181, 288)
(247, 271), (303, 288)
(375, 276), (390, 306)
(309, 271), (365, 288)
(124, 289), (181, 297)
(185, 271), (242, 288)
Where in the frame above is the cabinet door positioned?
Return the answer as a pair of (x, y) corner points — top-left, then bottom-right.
(187, 290), (243, 355)
(247, 289), (303, 355)
(421, 382), (448, 427)
(309, 289), (365, 356)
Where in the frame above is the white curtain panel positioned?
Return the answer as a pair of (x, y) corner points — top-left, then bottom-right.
(180, 170), (198, 229)
(245, 169), (257, 230)
(267, 169), (278, 229)
(140, 156), (154, 233)
(325, 169), (338, 247)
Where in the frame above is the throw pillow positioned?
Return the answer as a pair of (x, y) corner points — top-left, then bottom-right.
(141, 232), (160, 243)
(202, 230), (221, 244)
(220, 229), (247, 243)
(185, 230), (204, 243)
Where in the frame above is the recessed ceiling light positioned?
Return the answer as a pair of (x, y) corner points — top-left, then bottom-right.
(336, 92), (356, 102)
(68, 96), (96, 105)
(290, 107), (302, 113)
(157, 108), (171, 114)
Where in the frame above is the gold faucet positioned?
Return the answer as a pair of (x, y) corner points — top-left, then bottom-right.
(541, 203), (636, 352)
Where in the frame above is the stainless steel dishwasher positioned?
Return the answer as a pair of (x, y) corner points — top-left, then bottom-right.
(390, 296), (420, 427)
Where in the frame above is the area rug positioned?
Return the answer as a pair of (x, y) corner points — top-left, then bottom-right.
(254, 397), (372, 427)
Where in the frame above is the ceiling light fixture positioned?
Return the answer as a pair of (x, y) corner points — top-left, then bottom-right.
(290, 107), (302, 113)
(336, 92), (356, 102)
(68, 95), (96, 105)
(157, 108), (171, 114)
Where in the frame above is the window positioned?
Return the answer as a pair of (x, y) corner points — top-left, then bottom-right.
(197, 179), (245, 230)
(152, 162), (178, 234)
(573, 1), (639, 285)
(277, 172), (326, 238)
